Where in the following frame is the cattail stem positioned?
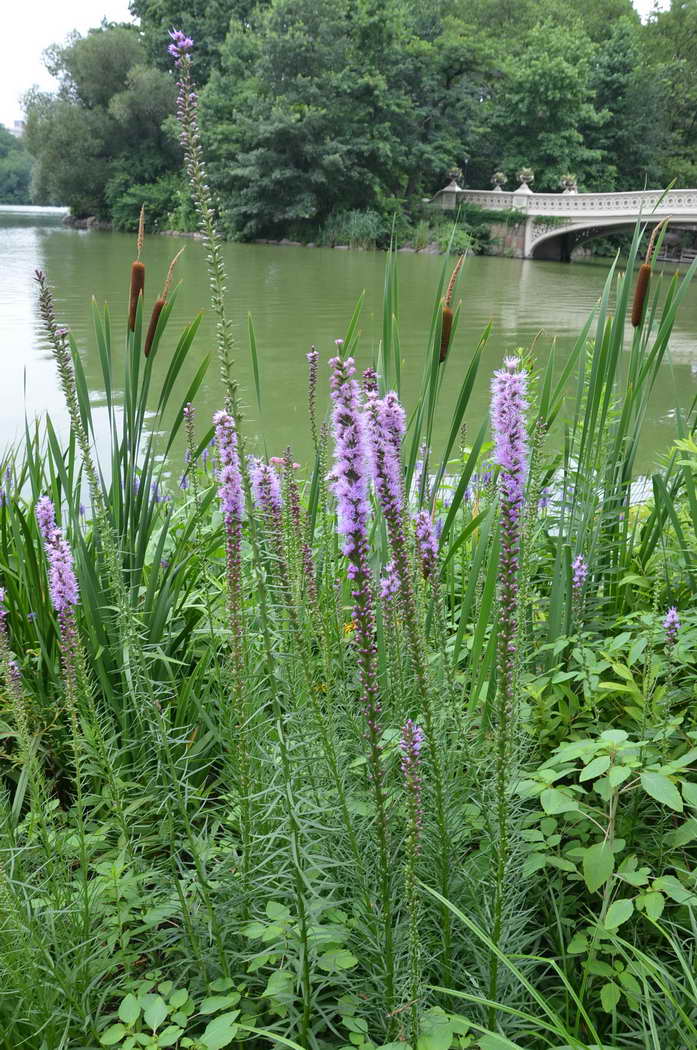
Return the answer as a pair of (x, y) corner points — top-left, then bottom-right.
(632, 217), (670, 328)
(438, 255), (464, 363)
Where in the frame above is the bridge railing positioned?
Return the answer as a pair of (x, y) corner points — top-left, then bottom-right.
(432, 186), (697, 219)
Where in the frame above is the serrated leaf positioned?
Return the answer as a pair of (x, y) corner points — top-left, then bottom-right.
(608, 766), (632, 789)
(583, 841), (614, 893)
(604, 898), (634, 929)
(601, 982), (621, 1012)
(641, 772), (683, 812)
(417, 1007), (454, 1050)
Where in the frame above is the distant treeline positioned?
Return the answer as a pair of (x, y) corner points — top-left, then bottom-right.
(19, 0), (697, 242)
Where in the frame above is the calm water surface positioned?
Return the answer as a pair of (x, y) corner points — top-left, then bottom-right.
(2, 206), (696, 474)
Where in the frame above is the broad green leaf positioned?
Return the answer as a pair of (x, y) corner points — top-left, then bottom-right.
(604, 897), (634, 929)
(600, 982), (621, 1012)
(640, 771), (683, 812)
(266, 901), (291, 921)
(119, 994), (140, 1026)
(580, 756), (611, 782)
(318, 948), (358, 971)
(142, 994), (168, 1032)
(681, 781), (697, 808)
(583, 841), (614, 893)
(100, 1025), (127, 1046)
(540, 787), (579, 815)
(169, 989), (188, 1009)
(653, 875), (697, 905)
(157, 1027), (183, 1048)
(608, 766), (632, 789)
(667, 817), (697, 847)
(417, 1007), (454, 1050)
(201, 1012), (240, 1050)
(200, 994), (241, 1015)
(643, 891), (665, 919)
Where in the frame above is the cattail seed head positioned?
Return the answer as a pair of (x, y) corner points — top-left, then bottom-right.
(128, 261), (145, 331)
(144, 299), (164, 357)
(631, 263), (651, 328)
(439, 306), (453, 363)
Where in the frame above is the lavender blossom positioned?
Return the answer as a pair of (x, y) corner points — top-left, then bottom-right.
(664, 606), (681, 648)
(214, 412), (244, 520)
(329, 357), (371, 560)
(249, 457), (282, 517)
(35, 499), (79, 612)
(380, 561), (399, 603)
(362, 367), (378, 394)
(571, 554), (588, 595)
(414, 510), (439, 579)
(168, 27), (194, 64)
(366, 390), (406, 524)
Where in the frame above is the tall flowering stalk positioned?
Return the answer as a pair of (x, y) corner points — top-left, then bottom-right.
(489, 356), (529, 1012)
(329, 355), (395, 1015)
(36, 498), (82, 752)
(282, 450), (318, 605)
(170, 29), (237, 416)
(307, 348), (319, 453)
(663, 606), (680, 649)
(400, 720), (425, 1046)
(366, 389), (453, 983)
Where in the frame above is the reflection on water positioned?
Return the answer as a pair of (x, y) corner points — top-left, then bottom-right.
(1, 206), (695, 473)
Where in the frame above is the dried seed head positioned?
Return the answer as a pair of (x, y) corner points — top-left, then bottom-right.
(136, 204), (145, 260)
(439, 306), (453, 363)
(161, 247), (184, 300)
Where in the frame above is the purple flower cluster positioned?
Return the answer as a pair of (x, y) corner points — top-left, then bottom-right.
(249, 457), (282, 518)
(491, 357), (529, 521)
(490, 357), (529, 707)
(571, 554), (588, 595)
(400, 719), (425, 849)
(414, 510), (439, 579)
(380, 561), (399, 603)
(329, 357), (371, 560)
(35, 497), (79, 613)
(168, 27), (194, 64)
(214, 411), (244, 520)
(367, 390), (406, 523)
(362, 367), (378, 394)
(664, 606), (680, 648)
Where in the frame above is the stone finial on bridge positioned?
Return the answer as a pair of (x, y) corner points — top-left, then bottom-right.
(491, 171), (506, 192)
(560, 173), (578, 194)
(514, 167), (534, 194)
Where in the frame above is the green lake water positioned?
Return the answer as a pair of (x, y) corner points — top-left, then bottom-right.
(2, 205), (696, 475)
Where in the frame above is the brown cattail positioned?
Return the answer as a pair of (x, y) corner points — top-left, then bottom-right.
(632, 216), (670, 329)
(143, 248), (184, 357)
(631, 263), (651, 327)
(128, 206), (146, 331)
(439, 307), (453, 362)
(439, 253), (465, 363)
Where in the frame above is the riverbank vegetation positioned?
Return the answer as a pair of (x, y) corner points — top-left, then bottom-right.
(19, 0), (697, 246)
(1, 29), (697, 1050)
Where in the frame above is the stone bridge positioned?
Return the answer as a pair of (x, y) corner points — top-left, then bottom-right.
(430, 180), (697, 260)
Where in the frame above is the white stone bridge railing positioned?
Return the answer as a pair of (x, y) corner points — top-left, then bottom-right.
(430, 183), (697, 259)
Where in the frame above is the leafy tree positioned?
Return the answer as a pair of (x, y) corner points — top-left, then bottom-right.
(486, 20), (605, 191)
(0, 126), (33, 204)
(24, 24), (178, 223)
(645, 0), (697, 185)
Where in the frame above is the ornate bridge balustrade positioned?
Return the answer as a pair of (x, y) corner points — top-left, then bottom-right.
(430, 181), (697, 260)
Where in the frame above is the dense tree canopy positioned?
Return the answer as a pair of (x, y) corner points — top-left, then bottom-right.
(0, 126), (32, 204)
(20, 0), (697, 236)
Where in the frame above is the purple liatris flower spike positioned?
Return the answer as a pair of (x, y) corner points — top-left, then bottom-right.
(380, 561), (399, 603)
(414, 510), (439, 579)
(490, 356), (529, 728)
(249, 457), (282, 517)
(400, 719), (425, 849)
(36, 495), (56, 540)
(571, 554), (588, 595)
(664, 606), (680, 648)
(329, 357), (371, 559)
(168, 27), (194, 64)
(214, 411), (243, 520)
(366, 390), (406, 523)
